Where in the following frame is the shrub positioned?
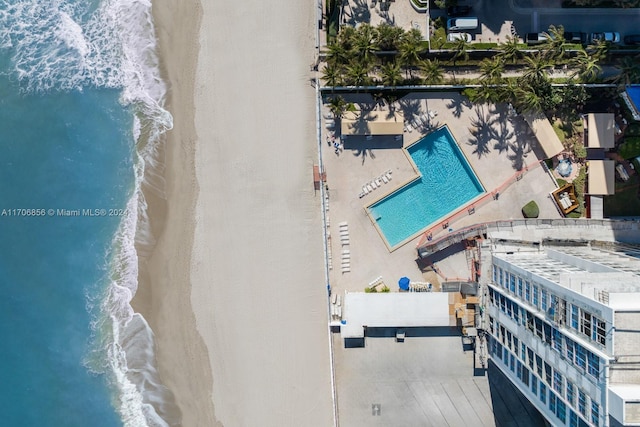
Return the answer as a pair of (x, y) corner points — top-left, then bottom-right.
(380, 285), (390, 293)
(522, 200), (540, 218)
(620, 137), (640, 160)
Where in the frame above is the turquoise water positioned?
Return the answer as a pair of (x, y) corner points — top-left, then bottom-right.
(369, 127), (485, 247)
(0, 1), (172, 426)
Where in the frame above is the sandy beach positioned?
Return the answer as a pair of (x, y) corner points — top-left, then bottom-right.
(137, 0), (334, 425)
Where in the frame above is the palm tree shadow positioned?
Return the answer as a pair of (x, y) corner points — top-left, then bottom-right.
(446, 97), (473, 118)
(343, 0), (371, 25)
(467, 105), (493, 158)
(490, 119), (515, 155)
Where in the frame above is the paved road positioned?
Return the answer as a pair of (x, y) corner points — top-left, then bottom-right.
(465, 0), (640, 42)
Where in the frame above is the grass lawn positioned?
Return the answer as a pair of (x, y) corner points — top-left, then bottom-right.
(619, 137), (640, 160)
(603, 175), (640, 217)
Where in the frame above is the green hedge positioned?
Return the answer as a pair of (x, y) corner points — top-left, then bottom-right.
(522, 200), (540, 218)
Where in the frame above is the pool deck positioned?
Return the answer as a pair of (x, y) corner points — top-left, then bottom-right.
(322, 92), (562, 295)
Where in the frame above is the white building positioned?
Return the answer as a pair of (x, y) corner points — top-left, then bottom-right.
(485, 243), (640, 427)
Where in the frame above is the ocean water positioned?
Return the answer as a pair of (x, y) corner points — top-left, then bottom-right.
(0, 1), (173, 426)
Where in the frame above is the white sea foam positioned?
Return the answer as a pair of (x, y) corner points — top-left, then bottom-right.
(0, 0), (176, 426)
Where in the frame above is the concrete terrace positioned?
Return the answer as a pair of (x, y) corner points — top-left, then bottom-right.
(333, 330), (546, 427)
(340, 0), (430, 39)
(322, 92), (562, 294)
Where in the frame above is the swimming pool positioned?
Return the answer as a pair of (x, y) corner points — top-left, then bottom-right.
(368, 126), (485, 248)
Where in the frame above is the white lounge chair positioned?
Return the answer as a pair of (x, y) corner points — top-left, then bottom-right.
(366, 184), (374, 192)
(371, 180), (378, 189)
(404, 123), (413, 133)
(339, 224), (349, 230)
(338, 221), (348, 227)
(385, 172), (392, 180)
(382, 174), (389, 184)
(375, 178), (383, 186)
(362, 186), (369, 195)
(341, 240), (350, 246)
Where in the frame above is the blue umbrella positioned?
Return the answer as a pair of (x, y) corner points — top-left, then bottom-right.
(398, 277), (410, 290)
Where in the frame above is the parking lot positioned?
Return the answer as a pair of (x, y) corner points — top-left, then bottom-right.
(434, 0), (640, 44)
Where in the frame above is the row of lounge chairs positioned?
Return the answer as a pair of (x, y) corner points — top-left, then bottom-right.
(403, 110), (437, 133)
(340, 222), (350, 273)
(330, 293), (342, 320)
(359, 170), (392, 198)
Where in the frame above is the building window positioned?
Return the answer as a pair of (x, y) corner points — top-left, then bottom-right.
(567, 381), (575, 407)
(569, 409), (578, 427)
(540, 383), (547, 404)
(510, 354), (515, 372)
(541, 289), (548, 311)
(587, 352), (599, 378)
(509, 273), (516, 293)
(503, 347), (509, 365)
(517, 277), (523, 297)
(571, 305), (579, 329)
(522, 366), (530, 387)
(498, 268), (503, 286)
(536, 355), (543, 378)
(532, 285), (539, 307)
(595, 318), (606, 346)
(591, 401), (599, 425)
(544, 362), (552, 386)
(489, 316), (495, 334)
(566, 338), (575, 363)
(521, 342), (526, 360)
(576, 345), (586, 370)
(493, 265), (497, 283)
(500, 325), (506, 344)
(525, 281), (531, 303)
(578, 389), (587, 416)
(550, 393), (556, 414)
(550, 294), (558, 317)
(552, 328), (563, 353)
(532, 376), (537, 395)
(527, 348), (534, 370)
(535, 318), (543, 339)
(580, 311), (592, 338)
(553, 370), (563, 395)
(557, 399), (567, 423)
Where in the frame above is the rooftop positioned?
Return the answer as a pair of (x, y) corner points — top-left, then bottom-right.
(493, 245), (640, 307)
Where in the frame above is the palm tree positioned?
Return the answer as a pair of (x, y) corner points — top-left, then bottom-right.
(379, 60), (403, 86)
(586, 39), (609, 63)
(321, 63), (343, 87)
(515, 86), (543, 113)
(345, 61), (372, 86)
(522, 52), (552, 84)
(611, 56), (640, 87)
(570, 50), (601, 82)
(374, 23), (404, 52)
(543, 25), (567, 60)
(419, 59), (444, 84)
(479, 57), (505, 83)
(352, 23), (378, 64)
(497, 35), (521, 65)
(326, 41), (348, 67)
(327, 95), (348, 118)
(451, 37), (469, 66)
(398, 28), (424, 78)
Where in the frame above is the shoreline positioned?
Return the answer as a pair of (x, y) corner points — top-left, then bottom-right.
(133, 0), (216, 425)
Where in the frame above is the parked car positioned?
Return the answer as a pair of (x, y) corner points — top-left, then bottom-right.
(590, 32), (621, 43)
(564, 32), (587, 44)
(624, 34), (640, 45)
(447, 5), (472, 16)
(447, 32), (472, 42)
(525, 33), (550, 45)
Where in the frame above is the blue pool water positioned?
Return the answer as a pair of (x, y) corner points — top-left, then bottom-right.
(627, 85), (640, 113)
(368, 127), (485, 247)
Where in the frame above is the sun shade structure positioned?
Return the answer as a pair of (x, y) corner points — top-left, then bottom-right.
(398, 277), (410, 291)
(587, 160), (615, 195)
(340, 292), (451, 339)
(523, 110), (564, 159)
(341, 110), (404, 136)
(587, 113), (615, 149)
